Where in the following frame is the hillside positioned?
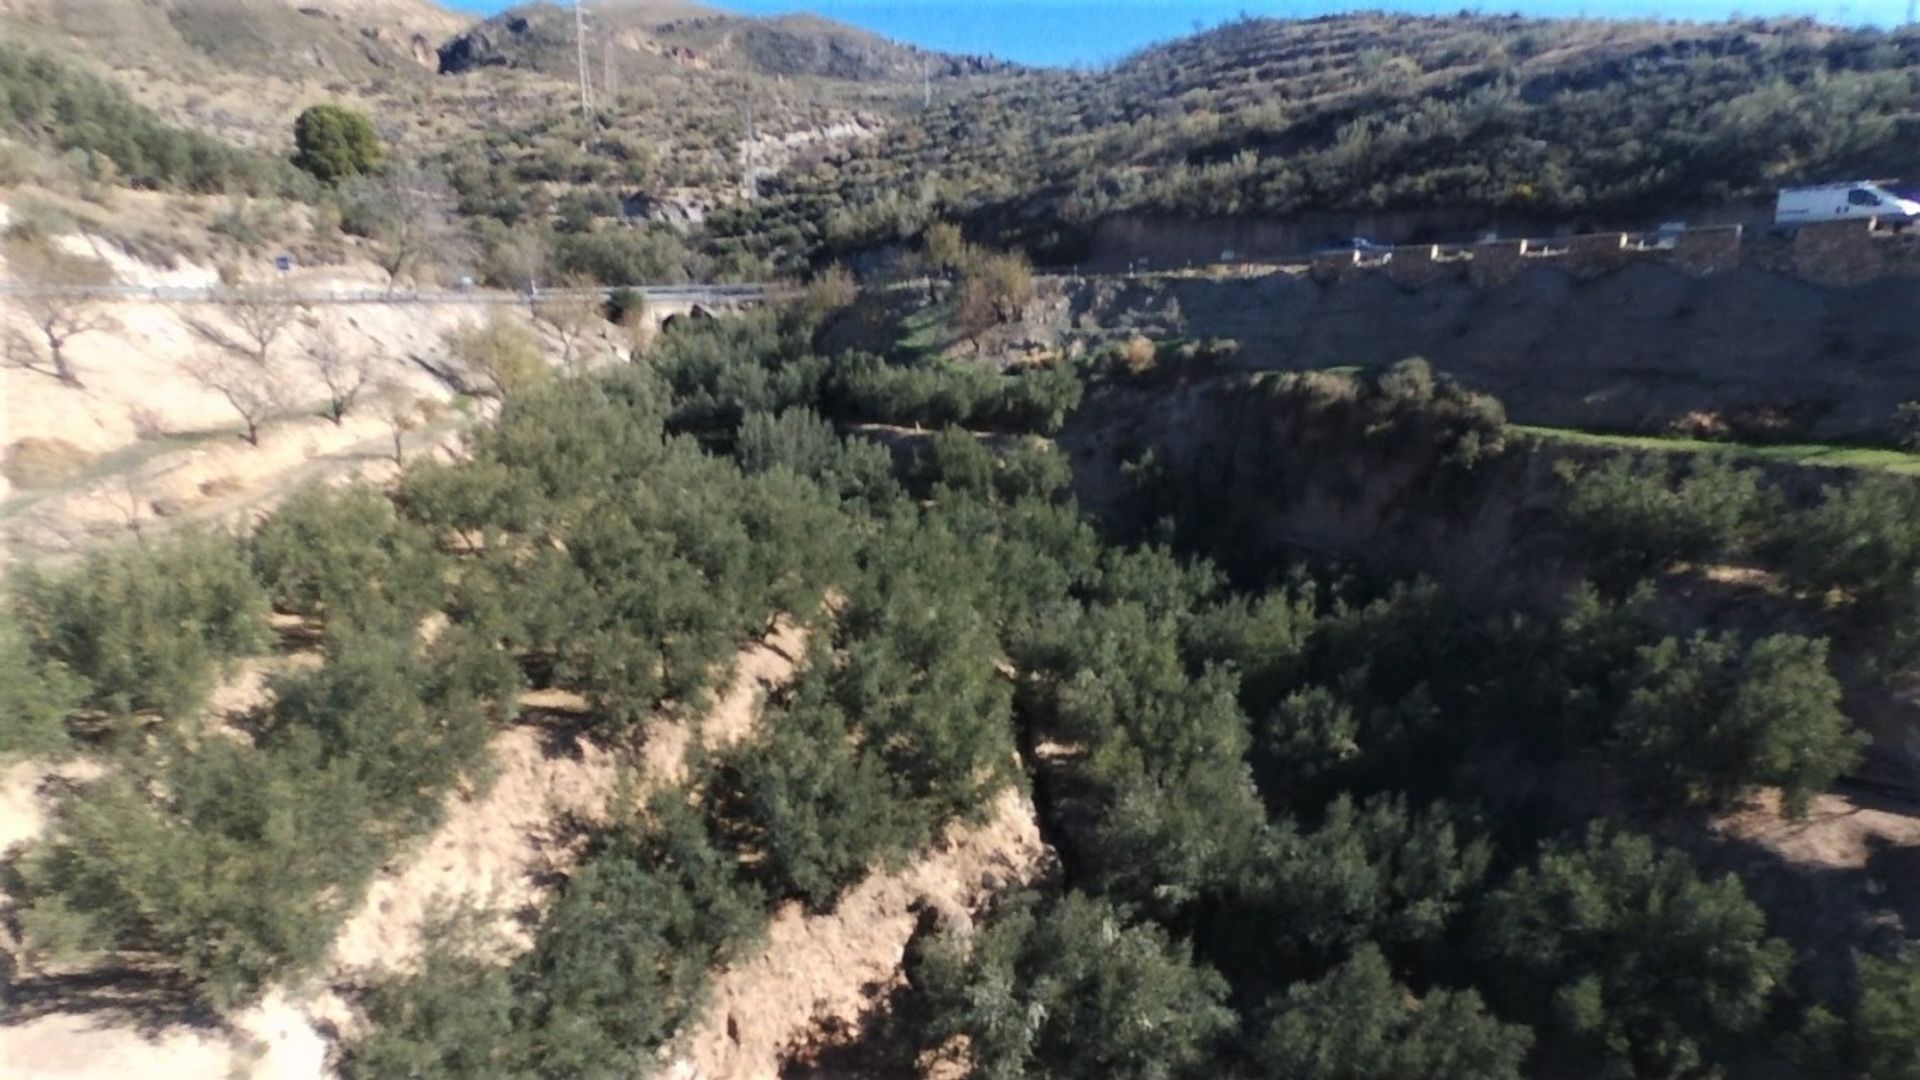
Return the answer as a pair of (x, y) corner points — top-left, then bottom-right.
(707, 13), (1920, 269)
(0, 0), (1016, 284)
(439, 2), (1009, 83)
(10, 10), (1920, 1078)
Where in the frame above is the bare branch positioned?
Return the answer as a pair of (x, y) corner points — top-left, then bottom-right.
(532, 278), (606, 372)
(342, 163), (464, 293)
(220, 281), (298, 366)
(2, 237), (114, 386)
(369, 377), (422, 465)
(187, 351), (286, 447)
(305, 338), (374, 425)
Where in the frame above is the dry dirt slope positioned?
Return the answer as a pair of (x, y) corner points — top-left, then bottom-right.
(0, 600), (1052, 1077)
(0, 205), (652, 564)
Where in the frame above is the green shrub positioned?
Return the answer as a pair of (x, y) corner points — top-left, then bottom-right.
(1257, 945), (1532, 1080)
(1558, 454), (1770, 589)
(0, 43), (305, 196)
(906, 891), (1237, 1080)
(251, 484), (448, 632)
(1477, 826), (1791, 1080)
(1618, 632), (1863, 816)
(9, 531), (268, 718)
(0, 613), (83, 757)
(292, 104), (383, 184)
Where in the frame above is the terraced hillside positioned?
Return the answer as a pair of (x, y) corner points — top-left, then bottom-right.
(707, 13), (1920, 269)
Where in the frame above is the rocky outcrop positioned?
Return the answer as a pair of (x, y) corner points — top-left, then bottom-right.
(437, 13), (546, 74)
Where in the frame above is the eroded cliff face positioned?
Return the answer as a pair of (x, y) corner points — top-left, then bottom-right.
(1057, 259), (1920, 443)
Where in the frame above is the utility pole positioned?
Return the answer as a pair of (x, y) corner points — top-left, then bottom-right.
(573, 0), (594, 126)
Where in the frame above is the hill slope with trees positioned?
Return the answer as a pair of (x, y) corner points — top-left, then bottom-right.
(707, 13), (1920, 270)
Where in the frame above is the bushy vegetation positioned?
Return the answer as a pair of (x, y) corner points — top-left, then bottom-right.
(906, 891), (1238, 1080)
(292, 104), (382, 184)
(6, 309), (1915, 1077)
(1476, 827), (1791, 1079)
(8, 530), (268, 720)
(706, 14), (1920, 270)
(0, 42), (308, 196)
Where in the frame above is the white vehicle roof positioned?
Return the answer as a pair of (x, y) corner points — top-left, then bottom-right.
(1781, 180), (1900, 191)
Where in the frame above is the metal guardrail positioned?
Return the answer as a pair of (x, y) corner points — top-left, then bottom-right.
(0, 282), (789, 304)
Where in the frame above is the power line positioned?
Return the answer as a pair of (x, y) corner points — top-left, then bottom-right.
(573, 0), (594, 127)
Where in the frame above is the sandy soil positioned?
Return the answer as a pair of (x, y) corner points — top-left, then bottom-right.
(335, 617), (809, 980)
(1717, 787), (1920, 873)
(665, 784), (1054, 1080)
(0, 621), (815, 1079)
(0, 213), (650, 563)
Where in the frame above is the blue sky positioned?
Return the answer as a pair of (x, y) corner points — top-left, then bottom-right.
(444, 1), (1912, 67)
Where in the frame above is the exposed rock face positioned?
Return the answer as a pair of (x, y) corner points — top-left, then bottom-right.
(434, 5), (1012, 82)
(437, 13), (545, 73)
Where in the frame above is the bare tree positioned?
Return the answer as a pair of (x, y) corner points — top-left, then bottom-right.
(620, 303), (656, 359)
(343, 163), (463, 293)
(221, 281), (298, 366)
(532, 277), (606, 372)
(370, 377), (424, 465)
(188, 351), (285, 446)
(304, 337), (373, 424)
(1900, 400), (1920, 451)
(1, 238), (114, 386)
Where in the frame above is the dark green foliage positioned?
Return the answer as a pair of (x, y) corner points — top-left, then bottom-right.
(1618, 632), (1862, 816)
(0, 613), (82, 757)
(291, 103), (383, 183)
(906, 892), (1237, 1080)
(829, 352), (1003, 429)
(827, 354), (1083, 435)
(652, 312), (827, 436)
(9, 531), (268, 718)
(734, 408), (903, 512)
(714, 568), (1017, 910)
(1802, 949), (1920, 1080)
(251, 484), (449, 633)
(1013, 594), (1266, 917)
(12, 740), (362, 1009)
(709, 15), (1920, 272)
(830, 581), (1018, 824)
(508, 795), (763, 1078)
(1784, 475), (1920, 659)
(1251, 795), (1492, 966)
(11, 625), (506, 1009)
(909, 426), (997, 499)
(711, 674), (922, 909)
(346, 924), (520, 1080)
(1557, 454), (1769, 589)
(258, 634), (499, 835)
(0, 43), (308, 195)
(1850, 951), (1920, 1080)
(553, 223), (694, 286)
(1477, 826), (1791, 1080)
(1256, 944), (1531, 1080)
(350, 795), (762, 1080)
(431, 369), (849, 726)
(603, 286), (644, 325)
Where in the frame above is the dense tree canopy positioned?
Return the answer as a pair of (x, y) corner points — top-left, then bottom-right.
(291, 103), (383, 184)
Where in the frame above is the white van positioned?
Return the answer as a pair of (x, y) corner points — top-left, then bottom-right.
(1774, 181), (1920, 226)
